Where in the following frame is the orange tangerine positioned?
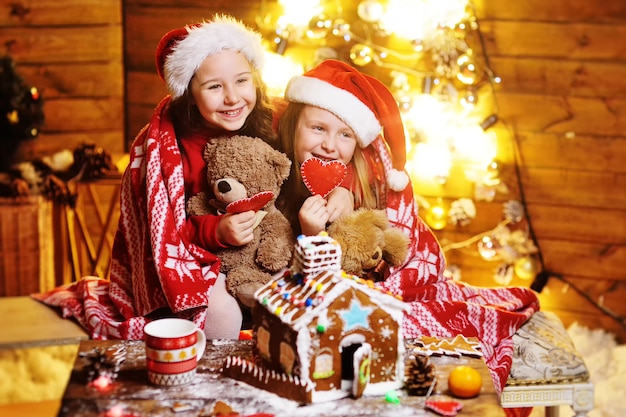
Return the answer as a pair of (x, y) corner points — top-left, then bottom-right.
(448, 365), (483, 398)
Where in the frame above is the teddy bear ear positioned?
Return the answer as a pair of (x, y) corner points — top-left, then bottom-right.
(381, 227), (410, 266)
(267, 148), (292, 182)
(358, 208), (390, 230)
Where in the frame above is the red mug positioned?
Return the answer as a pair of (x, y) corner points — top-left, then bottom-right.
(144, 318), (206, 386)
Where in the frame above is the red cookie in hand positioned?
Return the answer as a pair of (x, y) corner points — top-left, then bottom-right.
(300, 157), (347, 198)
(225, 191), (274, 214)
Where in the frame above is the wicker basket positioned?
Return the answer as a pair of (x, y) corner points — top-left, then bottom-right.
(0, 196), (55, 296)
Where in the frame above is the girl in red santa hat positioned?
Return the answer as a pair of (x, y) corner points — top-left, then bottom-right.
(34, 15), (275, 340)
(275, 59), (540, 402)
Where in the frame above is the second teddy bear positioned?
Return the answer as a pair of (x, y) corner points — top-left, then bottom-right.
(327, 208), (409, 281)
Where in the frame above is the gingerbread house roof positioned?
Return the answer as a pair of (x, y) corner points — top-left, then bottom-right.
(254, 234), (408, 331)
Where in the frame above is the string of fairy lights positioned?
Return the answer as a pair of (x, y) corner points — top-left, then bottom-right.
(251, 1), (626, 332)
(256, 0), (539, 284)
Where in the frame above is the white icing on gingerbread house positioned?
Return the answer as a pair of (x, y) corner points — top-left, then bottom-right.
(291, 233), (342, 276)
(223, 232), (409, 404)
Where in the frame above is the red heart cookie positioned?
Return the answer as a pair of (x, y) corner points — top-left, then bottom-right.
(225, 191), (274, 214)
(300, 157), (347, 198)
(425, 400), (464, 416)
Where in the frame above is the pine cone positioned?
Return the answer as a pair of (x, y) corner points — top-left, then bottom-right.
(41, 174), (77, 206)
(80, 345), (127, 382)
(71, 143), (116, 180)
(404, 354), (437, 396)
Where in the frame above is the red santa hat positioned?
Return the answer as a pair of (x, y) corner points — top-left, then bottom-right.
(285, 59), (409, 191)
(155, 15), (265, 99)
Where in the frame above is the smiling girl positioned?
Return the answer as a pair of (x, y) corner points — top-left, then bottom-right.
(34, 15), (275, 341)
(275, 60), (407, 236)
(273, 60), (540, 401)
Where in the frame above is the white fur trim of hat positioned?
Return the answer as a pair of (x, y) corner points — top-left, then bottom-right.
(163, 15), (264, 99)
(285, 76), (382, 148)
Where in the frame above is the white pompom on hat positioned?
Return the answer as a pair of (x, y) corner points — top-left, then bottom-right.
(285, 59), (409, 191)
(155, 14), (265, 99)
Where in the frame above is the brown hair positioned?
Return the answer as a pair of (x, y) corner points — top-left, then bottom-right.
(169, 67), (276, 142)
(276, 102), (380, 234)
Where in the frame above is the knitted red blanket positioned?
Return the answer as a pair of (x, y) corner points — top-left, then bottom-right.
(367, 136), (540, 393)
(33, 96), (221, 339)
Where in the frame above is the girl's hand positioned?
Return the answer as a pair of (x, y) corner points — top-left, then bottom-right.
(217, 211), (256, 246)
(299, 195), (330, 236)
(326, 186), (354, 223)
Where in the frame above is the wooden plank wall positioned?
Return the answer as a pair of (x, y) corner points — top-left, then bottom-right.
(0, 0), (125, 159)
(471, 0), (626, 341)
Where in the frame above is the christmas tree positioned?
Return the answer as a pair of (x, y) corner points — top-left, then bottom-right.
(0, 55), (44, 171)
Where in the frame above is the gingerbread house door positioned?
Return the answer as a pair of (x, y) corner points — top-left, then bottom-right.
(351, 343), (371, 398)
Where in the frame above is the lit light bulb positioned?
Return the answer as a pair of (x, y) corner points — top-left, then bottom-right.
(357, 0), (385, 23)
(261, 52), (303, 97)
(30, 86), (40, 100)
(514, 256), (540, 280)
(7, 109), (19, 124)
(478, 236), (497, 260)
(407, 142), (452, 182)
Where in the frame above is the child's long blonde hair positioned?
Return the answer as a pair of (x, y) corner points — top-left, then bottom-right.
(275, 102), (381, 234)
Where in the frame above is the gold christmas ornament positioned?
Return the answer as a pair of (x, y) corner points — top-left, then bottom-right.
(349, 44), (374, 66)
(425, 202), (448, 230)
(456, 53), (480, 85)
(514, 256), (540, 280)
(307, 15), (331, 39)
(331, 19), (350, 38)
(478, 236), (498, 260)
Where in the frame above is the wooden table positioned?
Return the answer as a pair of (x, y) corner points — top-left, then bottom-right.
(0, 297), (88, 349)
(58, 339), (506, 417)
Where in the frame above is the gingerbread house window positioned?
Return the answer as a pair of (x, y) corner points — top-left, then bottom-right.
(256, 326), (271, 360)
(280, 341), (296, 375)
(313, 347), (335, 379)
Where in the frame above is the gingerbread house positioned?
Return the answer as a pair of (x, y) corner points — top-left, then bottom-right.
(223, 233), (408, 403)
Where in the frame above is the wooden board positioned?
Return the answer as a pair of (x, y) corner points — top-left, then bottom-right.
(0, 297), (87, 349)
(57, 339), (505, 417)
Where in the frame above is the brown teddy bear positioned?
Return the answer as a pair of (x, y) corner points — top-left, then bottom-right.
(327, 208), (409, 281)
(186, 135), (295, 307)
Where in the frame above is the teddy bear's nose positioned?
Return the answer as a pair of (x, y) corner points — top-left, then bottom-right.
(217, 180), (232, 193)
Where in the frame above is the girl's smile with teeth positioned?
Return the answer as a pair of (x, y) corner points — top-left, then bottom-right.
(190, 49), (257, 131)
(221, 107), (244, 117)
